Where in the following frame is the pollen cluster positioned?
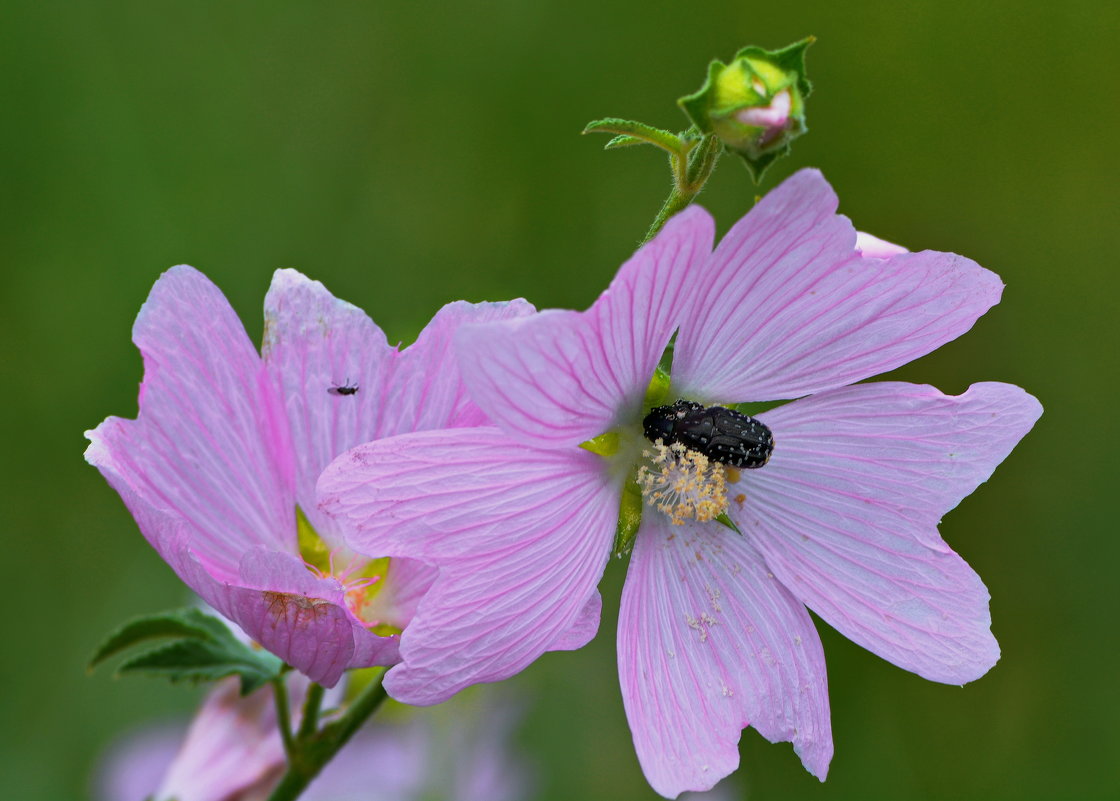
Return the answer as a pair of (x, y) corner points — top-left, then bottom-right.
(637, 440), (729, 525)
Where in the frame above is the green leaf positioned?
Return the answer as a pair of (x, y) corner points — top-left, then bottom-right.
(117, 638), (282, 695)
(89, 608), (230, 668)
(583, 117), (684, 155)
(89, 607), (284, 695)
(603, 134), (644, 150)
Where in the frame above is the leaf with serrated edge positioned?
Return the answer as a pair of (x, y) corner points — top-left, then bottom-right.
(88, 608), (228, 668)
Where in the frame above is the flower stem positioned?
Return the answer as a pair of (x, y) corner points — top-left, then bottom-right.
(266, 672), (389, 801)
(272, 677), (296, 760)
(296, 682), (325, 741)
(641, 133), (722, 245)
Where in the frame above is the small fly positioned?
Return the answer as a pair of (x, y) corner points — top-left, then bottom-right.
(328, 380), (359, 396)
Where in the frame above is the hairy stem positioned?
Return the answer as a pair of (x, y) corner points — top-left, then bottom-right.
(641, 133), (722, 245)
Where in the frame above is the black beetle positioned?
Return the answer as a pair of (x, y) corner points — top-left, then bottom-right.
(642, 400), (773, 468)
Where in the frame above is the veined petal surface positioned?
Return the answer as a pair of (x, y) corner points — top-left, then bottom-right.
(262, 268), (394, 540)
(742, 381), (1042, 683)
(85, 265), (295, 574)
(262, 270), (533, 541)
(619, 516), (831, 798)
(457, 208), (714, 448)
(318, 427), (619, 704)
(383, 298), (537, 434)
(671, 170), (1004, 403)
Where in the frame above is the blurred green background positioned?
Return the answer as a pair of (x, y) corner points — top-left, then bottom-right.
(3, 1), (1117, 799)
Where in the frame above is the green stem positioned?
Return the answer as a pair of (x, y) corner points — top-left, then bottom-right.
(266, 671), (389, 801)
(296, 682), (325, 741)
(272, 677), (296, 760)
(640, 133), (722, 245)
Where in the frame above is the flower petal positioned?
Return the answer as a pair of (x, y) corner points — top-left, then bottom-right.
(385, 298), (538, 433)
(671, 169), (1003, 402)
(457, 208), (715, 447)
(90, 470), (395, 686)
(155, 676), (297, 801)
(742, 381), (1043, 683)
(855, 230), (907, 259)
(263, 271), (534, 541)
(318, 427), (618, 704)
(262, 268), (394, 538)
(85, 265), (295, 574)
(618, 516), (832, 798)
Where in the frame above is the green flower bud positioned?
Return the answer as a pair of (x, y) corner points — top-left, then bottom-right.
(678, 39), (813, 181)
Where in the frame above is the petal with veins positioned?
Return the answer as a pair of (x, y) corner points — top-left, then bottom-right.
(741, 381), (1042, 683)
(318, 427), (618, 703)
(672, 169), (1003, 403)
(619, 516), (832, 798)
(457, 208), (714, 448)
(86, 265), (295, 573)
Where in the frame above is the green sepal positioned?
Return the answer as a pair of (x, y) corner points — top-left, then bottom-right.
(678, 58), (728, 137)
(613, 478), (645, 557)
(643, 365), (673, 412)
(734, 38), (814, 100)
(583, 117), (684, 156)
(714, 512), (742, 536)
(88, 608), (284, 695)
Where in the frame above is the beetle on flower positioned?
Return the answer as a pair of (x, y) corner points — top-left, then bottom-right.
(318, 169), (1041, 797)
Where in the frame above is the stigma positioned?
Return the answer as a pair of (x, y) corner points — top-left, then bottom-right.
(636, 441), (730, 525)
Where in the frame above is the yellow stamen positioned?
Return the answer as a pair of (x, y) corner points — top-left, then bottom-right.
(636, 441), (729, 525)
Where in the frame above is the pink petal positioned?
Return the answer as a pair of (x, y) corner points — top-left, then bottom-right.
(855, 230), (907, 259)
(742, 381), (1042, 683)
(671, 170), (1004, 403)
(85, 265), (295, 574)
(155, 677), (297, 801)
(548, 591), (603, 652)
(318, 427), (619, 704)
(261, 268), (395, 541)
(263, 272), (533, 541)
(618, 516), (831, 798)
(93, 472), (395, 686)
(457, 208), (715, 447)
(383, 298), (537, 433)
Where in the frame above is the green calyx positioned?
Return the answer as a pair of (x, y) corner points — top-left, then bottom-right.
(578, 366), (678, 557)
(678, 38), (814, 182)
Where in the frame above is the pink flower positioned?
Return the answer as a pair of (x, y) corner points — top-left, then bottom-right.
(85, 266), (544, 686)
(319, 169), (1042, 796)
(96, 676), (532, 801)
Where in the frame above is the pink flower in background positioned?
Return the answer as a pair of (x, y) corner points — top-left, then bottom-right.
(85, 266), (546, 686)
(319, 170), (1042, 796)
(96, 677), (532, 801)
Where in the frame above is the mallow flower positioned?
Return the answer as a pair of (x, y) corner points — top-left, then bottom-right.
(96, 675), (532, 801)
(85, 265), (594, 686)
(318, 169), (1042, 796)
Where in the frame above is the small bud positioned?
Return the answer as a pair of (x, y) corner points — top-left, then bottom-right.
(678, 39), (813, 181)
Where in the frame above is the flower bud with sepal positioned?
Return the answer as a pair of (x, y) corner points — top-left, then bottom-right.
(678, 39), (813, 181)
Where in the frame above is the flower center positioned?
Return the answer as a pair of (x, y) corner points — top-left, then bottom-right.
(297, 507), (401, 636)
(637, 440), (729, 525)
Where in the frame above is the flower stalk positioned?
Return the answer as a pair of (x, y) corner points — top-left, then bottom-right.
(266, 671), (389, 801)
(642, 132), (721, 245)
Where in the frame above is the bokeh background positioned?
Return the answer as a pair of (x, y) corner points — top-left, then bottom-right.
(3, 1), (1117, 799)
